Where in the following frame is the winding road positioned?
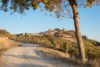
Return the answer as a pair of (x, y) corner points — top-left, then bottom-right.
(1, 43), (78, 67)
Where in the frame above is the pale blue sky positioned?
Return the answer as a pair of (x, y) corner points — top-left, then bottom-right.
(0, 6), (100, 41)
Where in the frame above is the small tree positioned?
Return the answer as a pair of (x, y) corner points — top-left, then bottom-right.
(62, 42), (69, 53)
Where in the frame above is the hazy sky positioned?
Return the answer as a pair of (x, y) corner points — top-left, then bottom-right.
(0, 6), (100, 41)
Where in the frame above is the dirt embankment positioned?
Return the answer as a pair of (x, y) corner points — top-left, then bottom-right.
(0, 37), (18, 50)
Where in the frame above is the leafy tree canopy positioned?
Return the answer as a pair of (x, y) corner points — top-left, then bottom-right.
(0, 0), (100, 17)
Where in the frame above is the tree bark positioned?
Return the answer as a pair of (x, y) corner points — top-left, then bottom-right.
(69, 0), (86, 64)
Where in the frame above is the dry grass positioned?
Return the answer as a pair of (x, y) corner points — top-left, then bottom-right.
(37, 47), (70, 59)
(87, 59), (100, 67)
(0, 38), (18, 50)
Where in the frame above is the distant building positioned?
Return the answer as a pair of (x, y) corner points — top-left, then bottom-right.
(0, 36), (8, 40)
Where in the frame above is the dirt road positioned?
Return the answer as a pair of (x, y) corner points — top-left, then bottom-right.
(0, 43), (79, 67)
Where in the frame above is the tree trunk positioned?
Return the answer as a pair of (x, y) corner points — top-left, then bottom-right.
(69, 0), (86, 64)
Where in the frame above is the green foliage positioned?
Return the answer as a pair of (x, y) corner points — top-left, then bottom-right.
(61, 42), (69, 53)
(86, 0), (95, 7)
(86, 47), (100, 59)
(0, 0), (99, 17)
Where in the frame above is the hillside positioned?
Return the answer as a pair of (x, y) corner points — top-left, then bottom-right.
(0, 37), (19, 52)
(15, 28), (100, 46)
(0, 29), (100, 66)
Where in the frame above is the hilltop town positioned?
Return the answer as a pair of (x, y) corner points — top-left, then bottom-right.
(16, 28), (77, 42)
